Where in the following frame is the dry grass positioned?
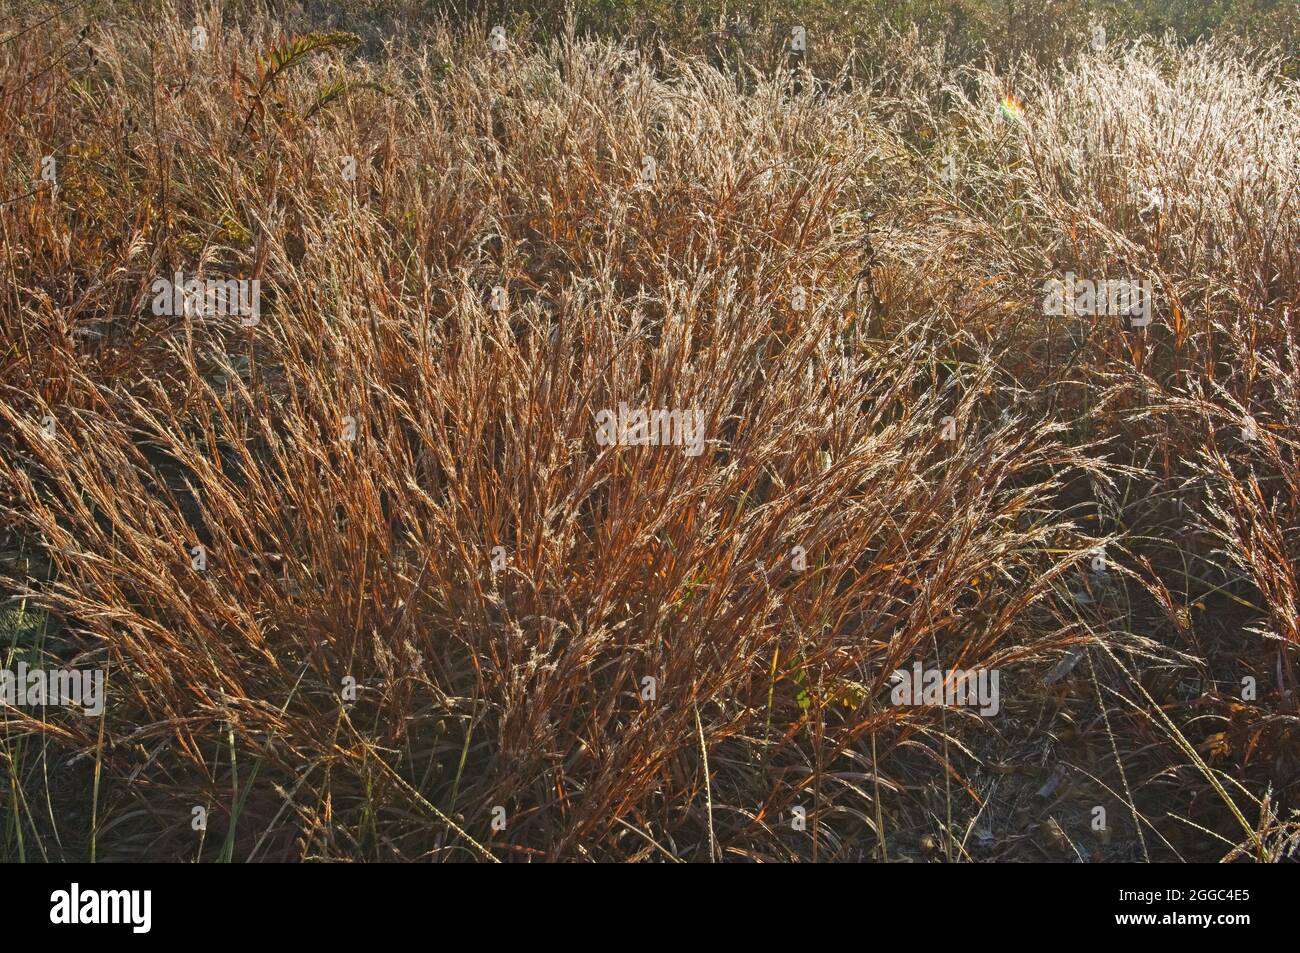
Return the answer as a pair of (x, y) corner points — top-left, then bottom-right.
(1, 1), (1297, 861)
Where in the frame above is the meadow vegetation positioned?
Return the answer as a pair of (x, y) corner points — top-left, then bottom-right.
(0, 0), (1297, 861)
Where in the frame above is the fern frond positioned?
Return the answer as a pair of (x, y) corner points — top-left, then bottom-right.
(254, 32), (360, 90)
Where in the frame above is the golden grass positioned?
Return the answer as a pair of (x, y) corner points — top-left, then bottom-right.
(0, 2), (1297, 861)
